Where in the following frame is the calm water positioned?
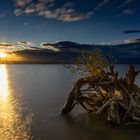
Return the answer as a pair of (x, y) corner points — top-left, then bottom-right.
(0, 64), (140, 140)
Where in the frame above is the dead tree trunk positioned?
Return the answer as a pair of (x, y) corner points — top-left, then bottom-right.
(61, 76), (100, 114)
(61, 64), (140, 126)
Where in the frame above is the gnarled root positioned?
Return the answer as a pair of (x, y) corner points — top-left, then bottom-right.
(61, 64), (140, 127)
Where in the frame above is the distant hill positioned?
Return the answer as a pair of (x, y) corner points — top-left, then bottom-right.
(7, 41), (140, 64)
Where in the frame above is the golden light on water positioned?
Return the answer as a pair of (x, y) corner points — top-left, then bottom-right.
(0, 65), (8, 98)
(0, 65), (32, 140)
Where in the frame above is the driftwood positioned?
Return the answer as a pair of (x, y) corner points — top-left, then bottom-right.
(61, 64), (140, 126)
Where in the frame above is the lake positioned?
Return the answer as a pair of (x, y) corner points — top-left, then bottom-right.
(0, 64), (140, 140)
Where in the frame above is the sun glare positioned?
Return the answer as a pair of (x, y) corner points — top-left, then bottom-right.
(0, 52), (7, 58)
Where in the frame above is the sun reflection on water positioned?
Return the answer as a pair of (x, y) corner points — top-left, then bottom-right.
(0, 64), (32, 140)
(0, 65), (8, 99)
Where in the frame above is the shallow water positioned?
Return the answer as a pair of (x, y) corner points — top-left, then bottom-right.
(0, 64), (140, 140)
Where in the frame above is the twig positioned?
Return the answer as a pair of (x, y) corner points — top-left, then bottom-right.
(132, 116), (140, 122)
(123, 101), (133, 121)
(96, 99), (112, 115)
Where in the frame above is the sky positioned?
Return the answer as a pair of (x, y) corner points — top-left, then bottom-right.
(0, 0), (140, 47)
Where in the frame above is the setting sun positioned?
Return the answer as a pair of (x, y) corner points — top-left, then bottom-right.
(0, 52), (7, 58)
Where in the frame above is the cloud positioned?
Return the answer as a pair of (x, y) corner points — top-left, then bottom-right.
(94, 0), (110, 11)
(0, 43), (18, 52)
(123, 30), (140, 34)
(14, 0), (33, 7)
(17, 41), (38, 50)
(0, 43), (14, 46)
(0, 11), (8, 18)
(17, 41), (34, 45)
(41, 42), (60, 52)
(0, 13), (6, 18)
(24, 22), (29, 26)
(18, 45), (34, 50)
(122, 9), (134, 15)
(124, 38), (140, 44)
(0, 42), (36, 52)
(105, 38), (140, 45)
(123, 0), (134, 5)
(25, 3), (36, 14)
(14, 9), (23, 16)
(118, 0), (135, 9)
(13, 0), (93, 22)
(57, 11), (92, 22)
(17, 41), (43, 50)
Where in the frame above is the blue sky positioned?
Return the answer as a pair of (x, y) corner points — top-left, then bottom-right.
(0, 0), (140, 47)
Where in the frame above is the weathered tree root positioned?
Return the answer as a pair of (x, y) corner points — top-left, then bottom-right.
(61, 64), (140, 126)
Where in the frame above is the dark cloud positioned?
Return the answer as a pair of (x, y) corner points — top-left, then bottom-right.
(122, 9), (134, 15)
(118, 0), (134, 8)
(94, 0), (110, 11)
(17, 41), (33, 45)
(41, 42), (60, 52)
(123, 0), (134, 5)
(123, 30), (140, 34)
(117, 0), (135, 16)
